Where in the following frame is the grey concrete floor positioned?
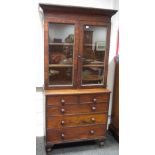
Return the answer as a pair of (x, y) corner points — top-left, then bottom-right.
(36, 133), (119, 155)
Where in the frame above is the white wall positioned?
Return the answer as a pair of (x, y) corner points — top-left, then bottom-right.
(107, 1), (119, 124)
(36, 0), (119, 136)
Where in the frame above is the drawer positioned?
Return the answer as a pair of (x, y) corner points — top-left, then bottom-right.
(47, 95), (78, 106)
(47, 124), (106, 143)
(47, 103), (108, 115)
(79, 93), (109, 104)
(47, 113), (107, 128)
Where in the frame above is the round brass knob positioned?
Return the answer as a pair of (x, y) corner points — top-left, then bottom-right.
(91, 117), (96, 122)
(93, 98), (97, 103)
(61, 120), (65, 125)
(90, 130), (95, 134)
(61, 108), (65, 113)
(91, 106), (96, 111)
(61, 99), (65, 105)
(61, 133), (65, 138)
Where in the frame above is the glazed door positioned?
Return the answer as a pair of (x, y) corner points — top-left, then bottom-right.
(44, 20), (79, 89)
(78, 22), (110, 88)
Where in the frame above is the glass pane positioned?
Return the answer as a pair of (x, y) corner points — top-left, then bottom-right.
(82, 67), (104, 85)
(82, 25), (107, 85)
(48, 23), (74, 86)
(49, 67), (72, 85)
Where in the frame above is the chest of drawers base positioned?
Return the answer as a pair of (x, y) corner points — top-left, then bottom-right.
(45, 89), (110, 152)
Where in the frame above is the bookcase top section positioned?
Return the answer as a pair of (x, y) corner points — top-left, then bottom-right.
(39, 3), (117, 17)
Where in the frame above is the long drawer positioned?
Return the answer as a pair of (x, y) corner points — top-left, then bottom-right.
(47, 93), (110, 106)
(47, 113), (107, 128)
(47, 124), (106, 143)
(47, 103), (108, 115)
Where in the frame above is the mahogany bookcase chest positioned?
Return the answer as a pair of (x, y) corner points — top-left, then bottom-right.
(39, 3), (117, 153)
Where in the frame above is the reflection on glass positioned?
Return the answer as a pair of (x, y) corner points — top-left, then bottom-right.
(82, 25), (107, 85)
(82, 67), (104, 85)
(49, 67), (72, 85)
(48, 23), (74, 86)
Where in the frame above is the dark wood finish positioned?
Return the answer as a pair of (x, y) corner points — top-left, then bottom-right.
(47, 103), (108, 115)
(41, 4), (116, 89)
(79, 94), (109, 103)
(78, 21), (111, 88)
(44, 18), (79, 90)
(47, 113), (107, 128)
(46, 92), (110, 106)
(39, 4), (117, 17)
(47, 124), (106, 143)
(84, 31), (93, 44)
(47, 95), (78, 106)
(44, 21), (49, 87)
(109, 56), (119, 142)
(103, 23), (111, 87)
(40, 3), (117, 150)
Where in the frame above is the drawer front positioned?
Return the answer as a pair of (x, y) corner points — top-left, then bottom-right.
(47, 95), (78, 106)
(47, 113), (107, 128)
(79, 93), (109, 104)
(47, 124), (106, 143)
(47, 103), (108, 116)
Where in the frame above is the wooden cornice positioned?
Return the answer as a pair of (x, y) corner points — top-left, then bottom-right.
(39, 3), (117, 17)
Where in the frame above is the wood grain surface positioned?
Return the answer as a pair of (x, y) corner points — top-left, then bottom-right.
(47, 124), (106, 143)
(47, 113), (107, 128)
(47, 103), (108, 115)
(45, 88), (111, 95)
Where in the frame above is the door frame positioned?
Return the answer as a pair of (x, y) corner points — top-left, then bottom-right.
(44, 17), (79, 89)
(77, 21), (111, 88)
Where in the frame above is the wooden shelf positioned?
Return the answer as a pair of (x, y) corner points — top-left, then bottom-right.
(84, 44), (105, 50)
(83, 64), (104, 67)
(49, 64), (73, 68)
(82, 75), (103, 81)
(49, 42), (74, 46)
(84, 44), (95, 46)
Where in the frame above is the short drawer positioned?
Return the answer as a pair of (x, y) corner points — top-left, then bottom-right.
(79, 93), (109, 104)
(47, 113), (107, 128)
(47, 103), (108, 115)
(47, 95), (78, 106)
(47, 124), (106, 143)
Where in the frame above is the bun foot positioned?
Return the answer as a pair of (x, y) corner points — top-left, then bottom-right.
(45, 144), (53, 154)
(97, 139), (105, 147)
